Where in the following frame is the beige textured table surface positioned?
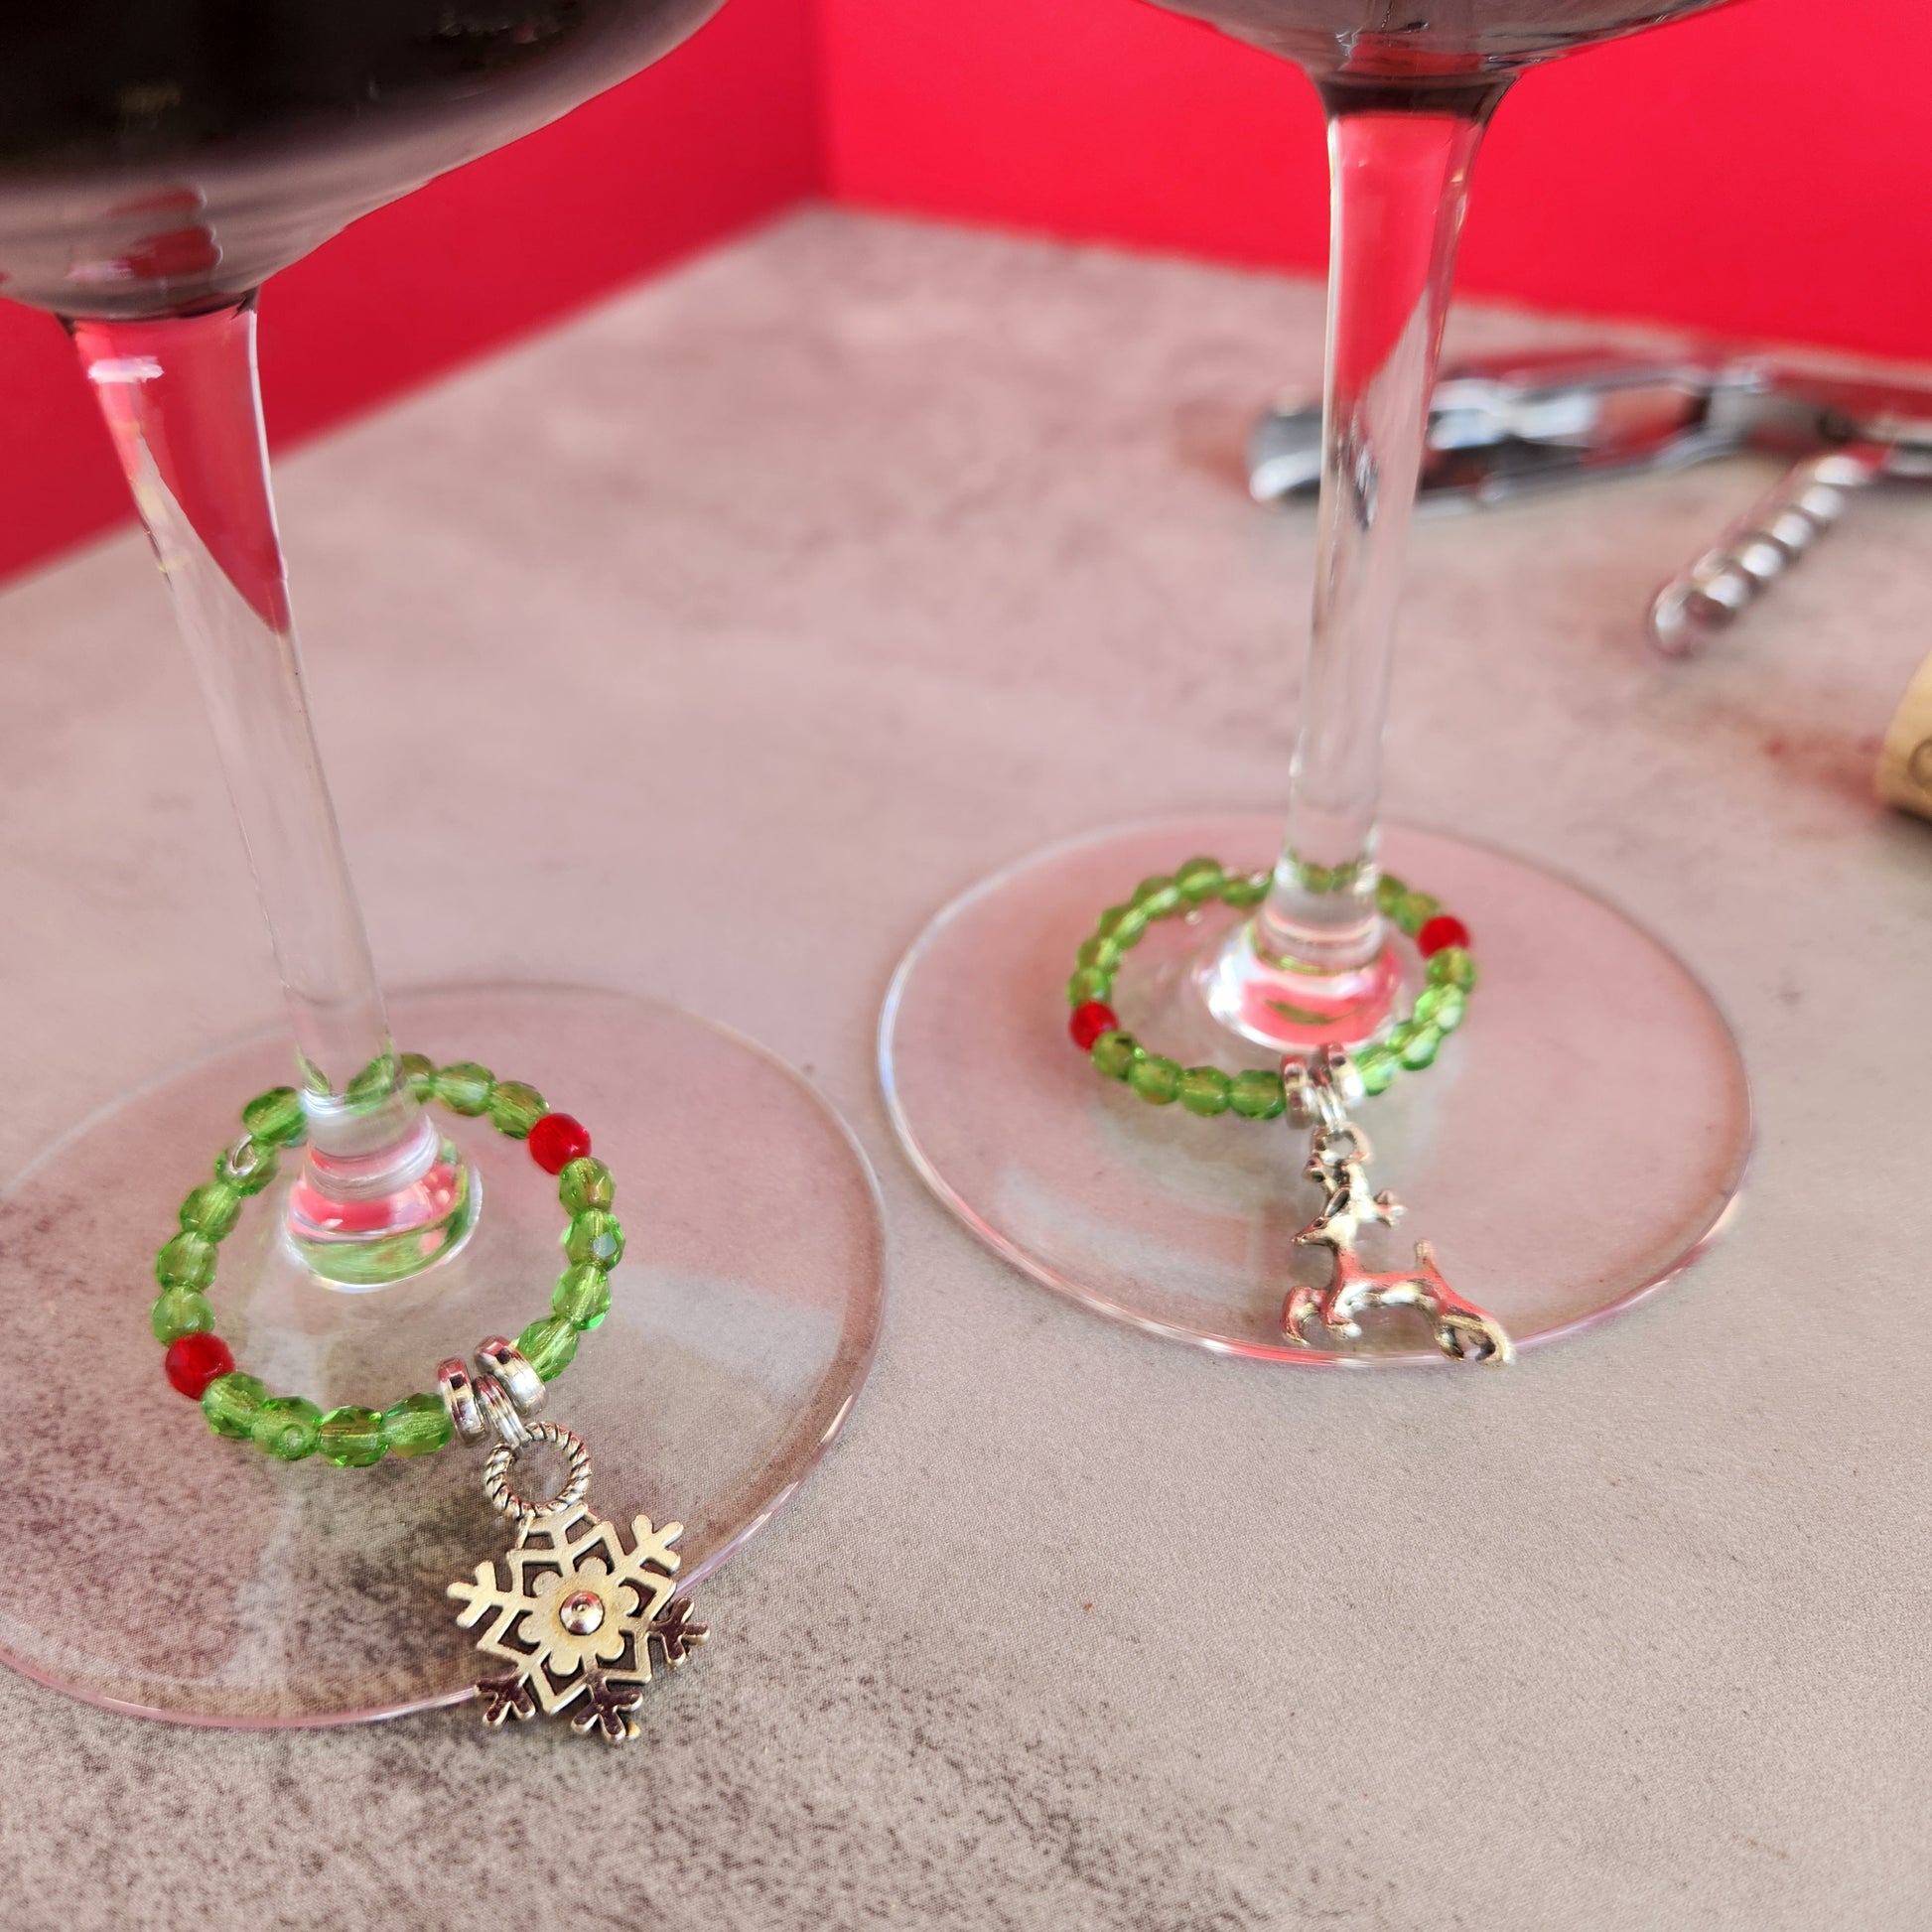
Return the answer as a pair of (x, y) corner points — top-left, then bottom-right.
(2, 208), (1929, 1931)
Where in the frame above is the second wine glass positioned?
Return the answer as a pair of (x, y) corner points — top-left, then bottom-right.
(881, 0), (1751, 1363)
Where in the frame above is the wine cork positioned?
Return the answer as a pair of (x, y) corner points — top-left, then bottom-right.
(1878, 652), (1932, 820)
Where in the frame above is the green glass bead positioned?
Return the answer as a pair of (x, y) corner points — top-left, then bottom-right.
(344, 1054), (397, 1109)
(151, 1289), (213, 1344)
(1075, 934), (1123, 973)
(1218, 872), (1268, 909)
(1131, 875), (1183, 918)
(558, 1157), (615, 1215)
(318, 1406), (385, 1468)
(155, 1231), (217, 1292)
(1091, 1031), (1140, 1080)
(1127, 1053), (1182, 1105)
(216, 1138), (278, 1196)
(1066, 966), (1114, 1007)
(1398, 1024), (1443, 1071)
(564, 1208), (625, 1271)
(1095, 903), (1149, 947)
(433, 1061), (494, 1115)
(1355, 1045), (1399, 1096)
(1173, 857), (1224, 905)
(240, 1085), (307, 1149)
(381, 1392), (452, 1459)
(1227, 1069), (1287, 1120)
(400, 1051), (437, 1102)
(517, 1313), (580, 1383)
(487, 1080), (548, 1138)
(1427, 946), (1477, 993)
(1374, 873), (1407, 915)
(253, 1396), (323, 1461)
(1177, 1066), (1232, 1117)
(1393, 891), (1442, 937)
(1414, 985), (1467, 1033)
(553, 1263), (613, 1331)
(179, 1179), (241, 1242)
(202, 1371), (268, 1440)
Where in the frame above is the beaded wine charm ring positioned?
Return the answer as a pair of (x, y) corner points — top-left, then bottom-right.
(1065, 857), (1477, 1115)
(153, 1054), (624, 1464)
(1063, 858), (1511, 1365)
(148, 1055), (709, 1740)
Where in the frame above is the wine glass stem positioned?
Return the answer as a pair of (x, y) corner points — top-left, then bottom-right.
(67, 301), (450, 1242)
(1254, 96), (1497, 977)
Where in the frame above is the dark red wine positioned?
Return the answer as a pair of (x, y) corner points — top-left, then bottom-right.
(1145, 0), (1733, 106)
(0, 0), (722, 317)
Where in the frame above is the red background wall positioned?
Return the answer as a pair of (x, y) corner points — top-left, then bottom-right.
(1, 0), (1921, 589)
(821, 0), (1923, 362)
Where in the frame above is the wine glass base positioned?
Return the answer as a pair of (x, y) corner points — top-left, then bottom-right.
(881, 816), (1750, 1365)
(0, 983), (885, 1726)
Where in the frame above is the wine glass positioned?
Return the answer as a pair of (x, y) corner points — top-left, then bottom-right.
(0, 2), (883, 1725)
(881, 0), (1751, 1362)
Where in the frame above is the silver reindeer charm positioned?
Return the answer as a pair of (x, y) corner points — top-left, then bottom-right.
(1281, 1049), (1513, 1365)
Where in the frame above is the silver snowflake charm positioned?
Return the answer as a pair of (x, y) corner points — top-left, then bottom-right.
(447, 1420), (709, 1743)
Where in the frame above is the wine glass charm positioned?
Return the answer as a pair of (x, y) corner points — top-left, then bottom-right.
(1068, 858), (1512, 1364)
(448, 1390), (709, 1745)
(1281, 1047), (1512, 1363)
(153, 1057), (711, 1739)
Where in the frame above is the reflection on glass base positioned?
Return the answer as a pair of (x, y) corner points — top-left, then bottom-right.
(881, 816), (1750, 1366)
(1195, 914), (1402, 1049)
(286, 1131), (480, 1290)
(0, 983), (885, 1726)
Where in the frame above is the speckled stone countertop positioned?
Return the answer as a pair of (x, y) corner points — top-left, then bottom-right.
(2, 208), (1929, 1930)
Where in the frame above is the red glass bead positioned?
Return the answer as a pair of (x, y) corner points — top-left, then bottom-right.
(1069, 1001), (1119, 1051)
(528, 1112), (592, 1174)
(165, 1331), (234, 1399)
(1417, 915), (1470, 958)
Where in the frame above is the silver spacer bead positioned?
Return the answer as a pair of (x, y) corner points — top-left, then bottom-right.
(1316, 1042), (1365, 1109)
(475, 1336), (545, 1418)
(438, 1358), (486, 1446)
(474, 1372), (532, 1449)
(1284, 1048), (1353, 1135)
(1281, 1056), (1318, 1130)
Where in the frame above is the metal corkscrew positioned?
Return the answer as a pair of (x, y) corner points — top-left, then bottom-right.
(1645, 448), (1880, 655)
(1250, 348), (1932, 651)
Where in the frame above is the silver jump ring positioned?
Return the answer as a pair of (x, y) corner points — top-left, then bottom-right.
(1311, 1120), (1373, 1167)
(483, 1422), (592, 1521)
(219, 1133), (274, 1185)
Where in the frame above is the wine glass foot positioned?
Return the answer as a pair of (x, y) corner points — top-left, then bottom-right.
(285, 1120), (481, 1289)
(0, 983), (885, 1726)
(881, 814), (1750, 1366)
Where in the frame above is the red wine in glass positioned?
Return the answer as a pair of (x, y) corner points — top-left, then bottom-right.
(0, 0), (721, 316)
(1153, 0), (1734, 84)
